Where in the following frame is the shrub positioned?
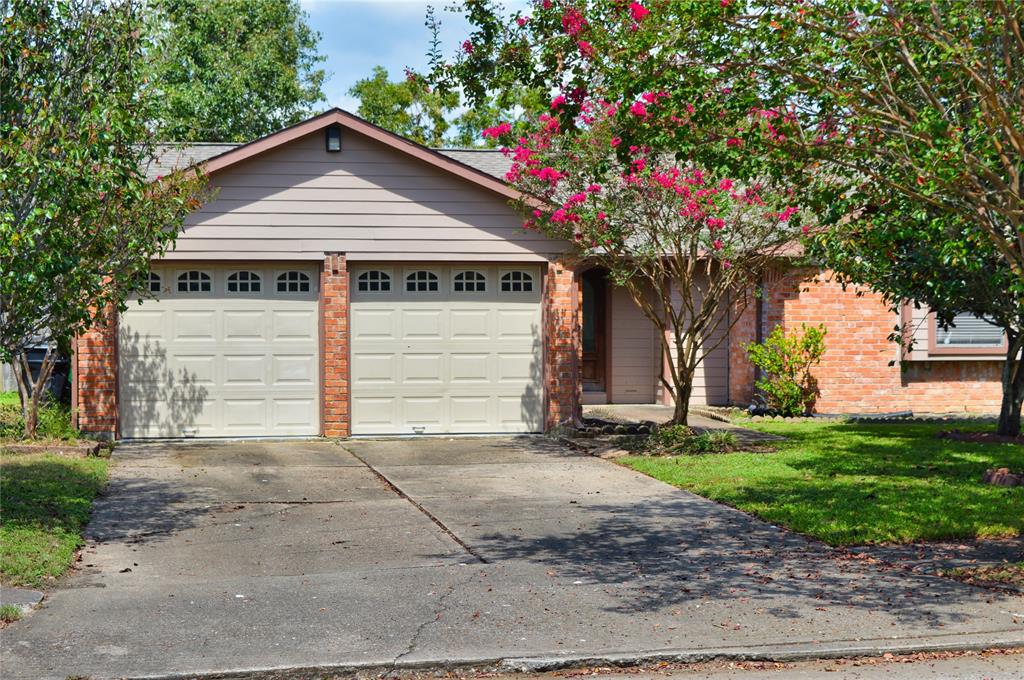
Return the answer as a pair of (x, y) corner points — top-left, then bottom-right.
(647, 425), (739, 455)
(0, 394), (78, 441)
(745, 324), (827, 417)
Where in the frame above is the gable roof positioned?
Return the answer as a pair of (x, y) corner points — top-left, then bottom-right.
(157, 108), (519, 201)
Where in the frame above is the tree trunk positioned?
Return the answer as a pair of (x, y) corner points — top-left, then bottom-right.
(671, 367), (694, 426)
(12, 346), (58, 439)
(997, 331), (1024, 436)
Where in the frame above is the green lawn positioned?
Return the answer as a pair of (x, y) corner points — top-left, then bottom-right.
(621, 420), (1024, 545)
(0, 452), (110, 587)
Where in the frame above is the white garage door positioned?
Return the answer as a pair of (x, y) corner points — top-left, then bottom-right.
(119, 265), (319, 438)
(350, 264), (544, 435)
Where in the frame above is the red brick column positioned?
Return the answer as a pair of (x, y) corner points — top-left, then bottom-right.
(321, 254), (350, 437)
(728, 291), (758, 407)
(543, 261), (581, 432)
(73, 307), (119, 437)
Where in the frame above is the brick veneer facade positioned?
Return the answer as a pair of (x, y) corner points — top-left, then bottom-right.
(72, 307), (119, 437)
(320, 254), (350, 437)
(544, 261), (581, 431)
(729, 268), (1004, 415)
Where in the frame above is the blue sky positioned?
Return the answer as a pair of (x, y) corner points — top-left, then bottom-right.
(299, 1), (525, 112)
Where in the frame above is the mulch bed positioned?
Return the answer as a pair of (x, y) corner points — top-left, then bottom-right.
(0, 440), (102, 458)
(939, 429), (1024, 445)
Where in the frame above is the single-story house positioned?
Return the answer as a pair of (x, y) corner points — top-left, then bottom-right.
(71, 109), (1007, 439)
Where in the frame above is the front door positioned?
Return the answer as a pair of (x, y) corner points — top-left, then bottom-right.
(581, 269), (607, 394)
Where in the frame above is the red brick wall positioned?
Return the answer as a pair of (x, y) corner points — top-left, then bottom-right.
(729, 269), (1004, 415)
(73, 307), (119, 437)
(544, 261), (581, 430)
(321, 254), (350, 437)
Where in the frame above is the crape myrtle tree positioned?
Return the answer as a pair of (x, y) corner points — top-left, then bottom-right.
(732, 2), (1024, 433)
(425, 1), (806, 425)
(1, 0), (207, 437)
(491, 101), (804, 425)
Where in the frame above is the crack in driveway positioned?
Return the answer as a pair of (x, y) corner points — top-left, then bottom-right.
(340, 443), (488, 564)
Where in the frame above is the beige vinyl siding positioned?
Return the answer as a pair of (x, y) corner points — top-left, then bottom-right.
(609, 285), (657, 403)
(169, 131), (565, 262)
(664, 276), (729, 406)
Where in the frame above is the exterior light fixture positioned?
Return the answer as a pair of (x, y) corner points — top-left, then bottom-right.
(326, 124), (342, 152)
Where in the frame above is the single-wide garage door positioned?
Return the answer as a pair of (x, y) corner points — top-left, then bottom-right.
(350, 264), (543, 434)
(118, 264), (319, 438)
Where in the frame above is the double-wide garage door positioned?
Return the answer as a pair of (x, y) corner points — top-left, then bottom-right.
(117, 262), (544, 438)
(119, 265), (319, 438)
(350, 264), (543, 435)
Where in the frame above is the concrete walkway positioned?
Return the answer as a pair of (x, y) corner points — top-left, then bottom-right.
(2, 438), (1021, 679)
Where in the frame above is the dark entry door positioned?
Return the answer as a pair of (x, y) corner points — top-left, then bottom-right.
(581, 269), (607, 392)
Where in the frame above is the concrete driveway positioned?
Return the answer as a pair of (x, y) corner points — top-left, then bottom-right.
(3, 438), (1022, 679)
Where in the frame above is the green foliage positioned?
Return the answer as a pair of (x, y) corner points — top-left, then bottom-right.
(650, 424), (695, 449)
(146, 0), (326, 142)
(647, 425), (739, 455)
(349, 66), (458, 147)
(622, 419), (1024, 545)
(1, 0), (207, 436)
(745, 324), (826, 417)
(0, 394), (77, 441)
(0, 453), (110, 587)
(0, 604), (22, 623)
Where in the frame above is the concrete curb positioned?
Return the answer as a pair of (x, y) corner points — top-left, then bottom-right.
(107, 630), (1024, 680)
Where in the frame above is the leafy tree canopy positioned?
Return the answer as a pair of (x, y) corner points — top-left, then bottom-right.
(1, 0), (207, 436)
(146, 0), (326, 142)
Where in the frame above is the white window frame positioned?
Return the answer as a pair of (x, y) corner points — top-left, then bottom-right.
(499, 269), (535, 293)
(452, 269), (487, 293)
(404, 268), (441, 293)
(226, 270), (263, 294)
(356, 269), (393, 293)
(276, 270), (312, 294)
(176, 269), (213, 294)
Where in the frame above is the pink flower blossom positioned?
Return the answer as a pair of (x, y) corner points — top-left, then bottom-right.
(551, 209), (570, 223)
(462, 40), (474, 54)
(778, 205), (799, 221)
(482, 122), (512, 139)
(586, 183), (602, 193)
(713, 239), (723, 250)
(629, 101), (648, 118)
(517, 16), (529, 26)
(565, 192), (587, 206)
(537, 166), (563, 183)
(628, 2), (650, 21)
(722, 260), (732, 269)
(707, 217), (725, 230)
(561, 8), (587, 36)
(719, 178), (734, 191)
(801, 225), (810, 235)
(610, 136), (622, 147)
(726, 137), (743, 147)
(597, 211), (607, 220)
(550, 94), (567, 110)
(577, 40), (594, 58)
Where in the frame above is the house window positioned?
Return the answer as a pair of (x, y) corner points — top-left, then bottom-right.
(277, 271), (310, 293)
(453, 270), (486, 292)
(227, 271), (261, 293)
(936, 312), (1003, 347)
(177, 270), (211, 293)
(406, 270), (439, 292)
(147, 272), (161, 294)
(357, 270), (391, 292)
(500, 270), (533, 292)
